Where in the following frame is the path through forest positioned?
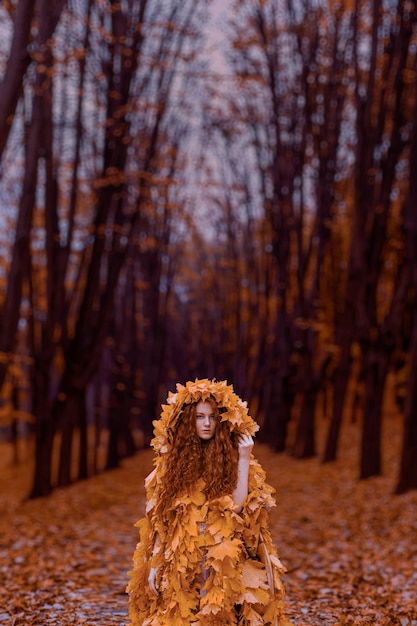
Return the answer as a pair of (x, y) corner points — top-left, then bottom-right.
(0, 414), (416, 625)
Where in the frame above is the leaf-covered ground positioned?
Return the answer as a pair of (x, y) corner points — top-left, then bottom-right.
(0, 414), (416, 625)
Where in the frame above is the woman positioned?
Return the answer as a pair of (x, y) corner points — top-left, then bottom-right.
(127, 379), (290, 625)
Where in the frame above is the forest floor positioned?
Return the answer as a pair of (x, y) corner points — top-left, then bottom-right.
(0, 413), (416, 626)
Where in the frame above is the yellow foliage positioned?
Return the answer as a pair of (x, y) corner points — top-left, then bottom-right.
(241, 558), (269, 589)
(207, 538), (242, 562)
(127, 379), (288, 625)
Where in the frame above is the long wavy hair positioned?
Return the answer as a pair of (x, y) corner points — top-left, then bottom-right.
(159, 398), (239, 507)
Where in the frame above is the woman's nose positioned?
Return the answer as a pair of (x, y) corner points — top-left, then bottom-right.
(204, 415), (210, 425)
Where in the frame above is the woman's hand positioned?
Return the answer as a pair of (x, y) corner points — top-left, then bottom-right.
(148, 566), (159, 596)
(237, 432), (254, 460)
(233, 432), (254, 512)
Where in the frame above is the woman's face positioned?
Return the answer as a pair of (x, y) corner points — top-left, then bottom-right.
(195, 401), (217, 440)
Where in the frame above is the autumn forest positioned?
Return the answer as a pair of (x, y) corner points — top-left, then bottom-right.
(1, 0), (417, 624)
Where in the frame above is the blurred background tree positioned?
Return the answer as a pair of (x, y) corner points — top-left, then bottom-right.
(0, 0), (416, 497)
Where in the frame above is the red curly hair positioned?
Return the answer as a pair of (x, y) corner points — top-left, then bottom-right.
(158, 398), (239, 507)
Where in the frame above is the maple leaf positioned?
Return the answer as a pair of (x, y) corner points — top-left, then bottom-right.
(206, 539), (242, 563)
(241, 585), (271, 605)
(171, 588), (198, 619)
(269, 552), (287, 574)
(199, 601), (224, 616)
(200, 584), (225, 607)
(239, 604), (265, 626)
(241, 558), (269, 589)
(170, 522), (184, 552)
(206, 514), (235, 539)
(263, 598), (285, 623)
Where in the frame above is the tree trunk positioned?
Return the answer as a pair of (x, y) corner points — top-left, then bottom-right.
(293, 389), (317, 458)
(0, 97), (42, 389)
(0, 0), (67, 390)
(29, 368), (55, 498)
(57, 388), (85, 487)
(30, 419), (55, 498)
(359, 347), (390, 478)
(105, 408), (122, 471)
(323, 339), (353, 462)
(274, 388), (294, 453)
(0, 0), (35, 158)
(396, 312), (417, 492)
(78, 393), (88, 480)
(292, 344), (322, 458)
(395, 48), (417, 493)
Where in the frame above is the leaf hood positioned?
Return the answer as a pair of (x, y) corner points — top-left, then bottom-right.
(151, 378), (259, 456)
